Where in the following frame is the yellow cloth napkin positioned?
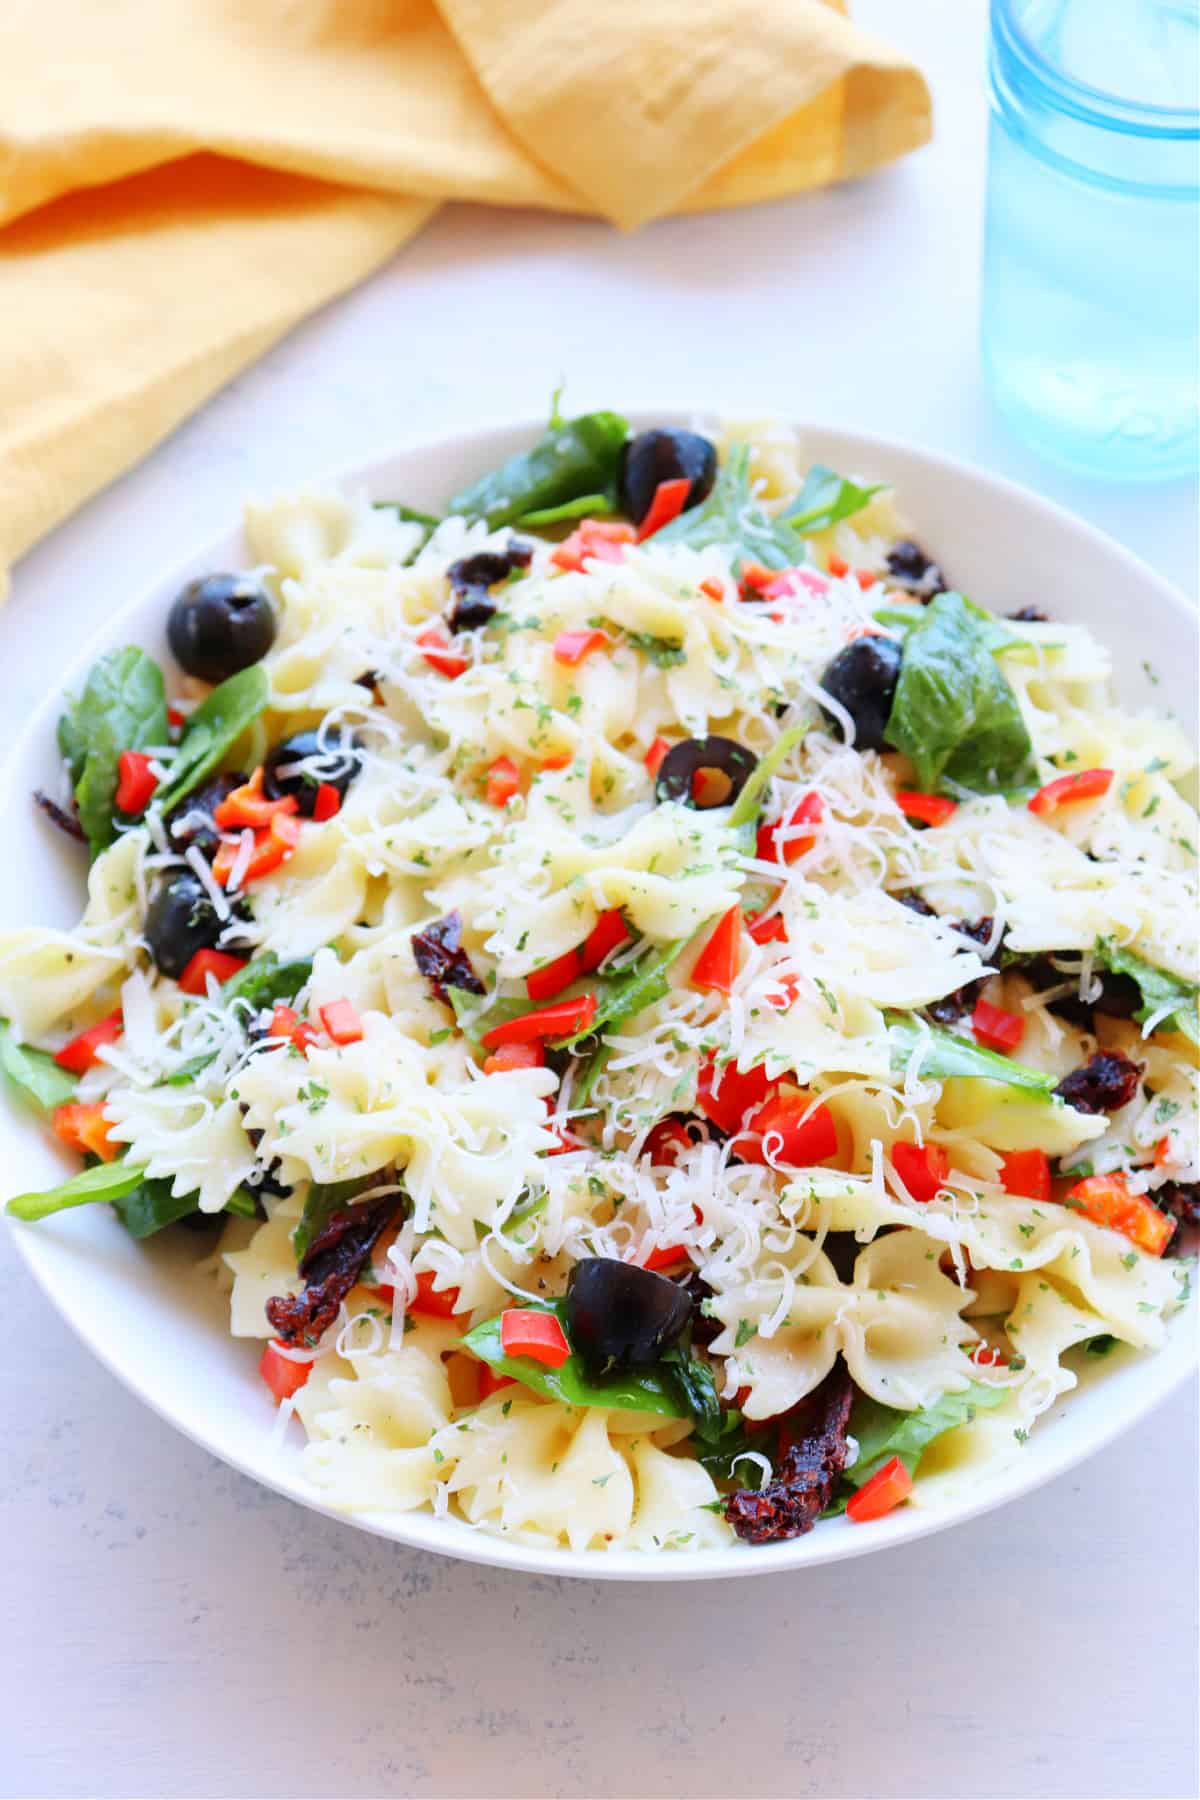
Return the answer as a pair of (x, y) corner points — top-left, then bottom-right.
(0, 0), (930, 596)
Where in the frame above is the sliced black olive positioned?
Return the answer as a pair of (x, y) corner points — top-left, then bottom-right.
(1023, 956), (1142, 1029)
(164, 772), (245, 861)
(167, 574), (276, 684)
(818, 636), (903, 752)
(143, 869), (251, 980)
(884, 539), (947, 602)
(1008, 605), (1050, 623)
(445, 540), (534, 631)
(618, 429), (717, 526)
(655, 735), (757, 810)
(263, 729), (362, 817)
(565, 1257), (692, 1376)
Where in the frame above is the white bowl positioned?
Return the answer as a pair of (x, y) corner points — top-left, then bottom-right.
(2, 416), (1195, 1581)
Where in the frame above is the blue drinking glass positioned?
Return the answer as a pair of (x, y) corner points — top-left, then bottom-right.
(982, 0), (1200, 480)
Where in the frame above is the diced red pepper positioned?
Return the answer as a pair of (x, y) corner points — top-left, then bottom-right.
(545, 1125), (584, 1156)
(846, 1454), (913, 1523)
(267, 1003), (318, 1054)
(998, 1149), (1051, 1202)
(643, 1117), (694, 1166)
(319, 999), (363, 1046)
(642, 1243), (690, 1272)
(892, 1140), (950, 1202)
(553, 628), (610, 667)
(481, 992), (597, 1049)
(115, 750), (158, 815)
(550, 520), (635, 574)
(312, 782), (341, 822)
(479, 1363), (517, 1399)
(1154, 1135), (1173, 1169)
(827, 554), (850, 578)
(739, 561), (777, 595)
(483, 1041), (545, 1074)
(259, 1341), (311, 1402)
(485, 755), (521, 808)
(896, 790), (957, 828)
(52, 1101), (118, 1162)
(969, 1344), (1009, 1369)
(855, 569), (878, 590)
(731, 1093), (838, 1167)
(1065, 1173), (1173, 1256)
(756, 792), (823, 864)
(526, 910), (630, 1002)
(54, 1009), (123, 1074)
(540, 753), (573, 772)
(972, 997), (1026, 1055)
(178, 949), (248, 995)
(699, 577), (726, 603)
(410, 1269), (460, 1318)
(167, 706), (186, 732)
(1028, 768), (1114, 817)
(745, 909), (788, 945)
(690, 907), (743, 995)
(499, 1308), (571, 1367)
(416, 624), (470, 679)
(635, 477), (691, 542)
(644, 737), (670, 778)
(768, 969), (802, 1011)
(214, 811), (302, 888)
(213, 767), (299, 832)
(696, 1054), (774, 1135)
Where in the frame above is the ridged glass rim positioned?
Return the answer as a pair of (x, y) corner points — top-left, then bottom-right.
(992, 0), (1200, 137)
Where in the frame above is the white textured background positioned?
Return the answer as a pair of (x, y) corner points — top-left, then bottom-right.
(1, 5), (1196, 1797)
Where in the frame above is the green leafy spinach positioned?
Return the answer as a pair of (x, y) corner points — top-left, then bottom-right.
(1095, 939), (1199, 1048)
(449, 412), (630, 529)
(0, 1020), (77, 1112)
(154, 665), (269, 814)
(886, 1014), (1057, 1095)
(57, 647), (169, 856)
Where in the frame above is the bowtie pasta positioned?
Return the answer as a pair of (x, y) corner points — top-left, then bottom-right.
(4, 414), (1195, 1555)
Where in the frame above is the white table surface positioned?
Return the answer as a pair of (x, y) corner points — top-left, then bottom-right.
(1, 5), (1196, 1797)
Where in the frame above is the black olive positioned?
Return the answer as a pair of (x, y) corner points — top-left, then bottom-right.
(818, 636), (904, 752)
(164, 772), (245, 861)
(262, 729), (362, 817)
(143, 869), (251, 980)
(884, 539), (948, 602)
(655, 735), (757, 810)
(167, 574), (276, 685)
(1008, 605), (1050, 623)
(565, 1257), (693, 1376)
(445, 541), (534, 632)
(618, 429), (717, 526)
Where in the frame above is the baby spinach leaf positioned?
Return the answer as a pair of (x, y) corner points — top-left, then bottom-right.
(551, 938), (690, 1050)
(515, 493), (617, 528)
(292, 1177), (370, 1259)
(654, 443), (807, 571)
(886, 1014), (1057, 1095)
(57, 647), (169, 856)
(463, 1301), (688, 1420)
(6, 1159), (149, 1221)
(845, 1380), (1009, 1488)
(883, 591), (1035, 795)
(154, 665), (269, 814)
(445, 985), (534, 1052)
(694, 1409), (774, 1489)
(6, 1158), (257, 1232)
(660, 1349), (723, 1443)
(449, 412), (630, 529)
(164, 954), (314, 1085)
(0, 1020), (77, 1112)
(781, 464), (883, 535)
(1095, 939), (1200, 1048)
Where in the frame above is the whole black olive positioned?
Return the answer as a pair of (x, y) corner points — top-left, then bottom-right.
(445, 541), (534, 631)
(818, 636), (904, 752)
(167, 574), (276, 685)
(164, 772), (245, 861)
(565, 1257), (693, 1376)
(143, 868), (250, 980)
(655, 735), (758, 810)
(262, 729), (362, 817)
(618, 429), (717, 526)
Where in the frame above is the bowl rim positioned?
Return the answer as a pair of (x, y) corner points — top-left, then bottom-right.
(3, 410), (1196, 1582)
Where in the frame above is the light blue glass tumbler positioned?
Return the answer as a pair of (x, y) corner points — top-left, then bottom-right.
(982, 0), (1200, 480)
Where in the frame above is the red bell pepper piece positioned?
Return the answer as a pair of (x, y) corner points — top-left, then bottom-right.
(553, 628), (610, 667)
(971, 997), (1026, 1055)
(690, 907), (743, 995)
(214, 767), (299, 832)
(1065, 1173), (1173, 1256)
(177, 949), (248, 995)
(54, 1009), (123, 1073)
(745, 909), (788, 945)
(540, 753), (573, 771)
(896, 790), (957, 828)
(643, 1117), (694, 1166)
(1028, 768), (1114, 817)
(259, 1341), (311, 1403)
(499, 1308), (571, 1366)
(481, 992), (597, 1050)
(483, 1042), (545, 1074)
(549, 520), (634, 574)
(416, 624), (470, 679)
(739, 561), (777, 595)
(998, 1149), (1051, 1202)
(756, 792), (823, 864)
(846, 1454), (913, 1523)
(267, 1003), (319, 1055)
(827, 554), (850, 578)
(699, 577), (726, 603)
(969, 1344), (1009, 1369)
(214, 812), (302, 889)
(115, 750), (158, 815)
(485, 756), (521, 808)
(892, 1140), (950, 1203)
(644, 737), (670, 778)
(731, 1093), (838, 1167)
(696, 1054), (774, 1135)
(525, 910), (630, 1003)
(642, 1243), (690, 1272)
(52, 1101), (118, 1162)
(479, 1363), (517, 1399)
(409, 1270), (460, 1318)
(635, 477), (691, 542)
(319, 999), (364, 1045)
(312, 782), (341, 822)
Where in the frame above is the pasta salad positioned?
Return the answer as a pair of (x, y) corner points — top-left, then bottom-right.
(3, 413), (1195, 1553)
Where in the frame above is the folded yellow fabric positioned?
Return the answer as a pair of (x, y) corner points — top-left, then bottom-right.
(0, 0), (930, 595)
